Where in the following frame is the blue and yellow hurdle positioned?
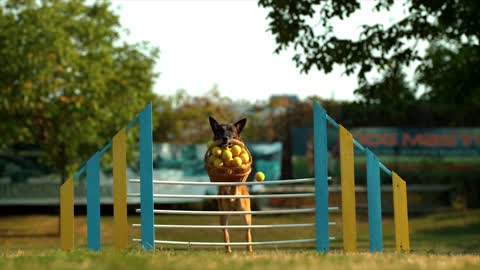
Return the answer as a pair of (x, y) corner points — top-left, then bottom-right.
(60, 101), (410, 253)
(60, 103), (154, 251)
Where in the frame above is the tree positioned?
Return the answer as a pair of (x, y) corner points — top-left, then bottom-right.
(0, 0), (159, 181)
(152, 95), (177, 142)
(414, 43), (480, 126)
(356, 65), (414, 103)
(258, 0), (480, 94)
(153, 86), (245, 144)
(351, 65), (415, 125)
(418, 43), (480, 107)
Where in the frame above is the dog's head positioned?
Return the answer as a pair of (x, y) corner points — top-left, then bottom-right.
(209, 116), (247, 147)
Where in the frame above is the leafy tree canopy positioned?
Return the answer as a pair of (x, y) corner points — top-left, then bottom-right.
(259, 0), (480, 100)
(0, 0), (159, 179)
(418, 43), (480, 107)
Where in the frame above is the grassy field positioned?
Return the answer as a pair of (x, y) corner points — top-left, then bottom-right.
(0, 209), (479, 269)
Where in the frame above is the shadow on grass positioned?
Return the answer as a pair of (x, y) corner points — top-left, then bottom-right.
(414, 221), (480, 253)
(0, 233), (58, 238)
(0, 229), (58, 238)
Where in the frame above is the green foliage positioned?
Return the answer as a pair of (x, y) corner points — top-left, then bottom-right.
(241, 106), (276, 142)
(259, 0), (480, 77)
(0, 0), (159, 179)
(353, 64), (416, 121)
(258, 0), (480, 103)
(419, 43), (480, 107)
(153, 86), (252, 144)
(355, 65), (415, 105)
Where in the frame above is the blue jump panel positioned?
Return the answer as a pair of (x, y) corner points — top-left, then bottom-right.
(139, 103), (155, 250)
(313, 102), (330, 252)
(86, 152), (101, 251)
(366, 148), (383, 252)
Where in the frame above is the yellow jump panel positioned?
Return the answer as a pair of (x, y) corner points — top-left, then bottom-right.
(113, 128), (128, 250)
(393, 172), (410, 253)
(339, 125), (357, 253)
(60, 177), (74, 251)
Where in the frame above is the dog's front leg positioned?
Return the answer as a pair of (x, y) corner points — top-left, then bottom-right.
(220, 215), (232, 253)
(243, 213), (253, 253)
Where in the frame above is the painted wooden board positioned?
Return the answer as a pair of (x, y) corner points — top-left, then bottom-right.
(393, 172), (410, 253)
(313, 102), (330, 252)
(366, 148), (383, 252)
(86, 153), (101, 251)
(60, 178), (74, 251)
(113, 128), (128, 250)
(339, 125), (357, 253)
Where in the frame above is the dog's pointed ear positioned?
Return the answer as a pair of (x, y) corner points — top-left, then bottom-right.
(209, 116), (220, 133)
(234, 118), (247, 134)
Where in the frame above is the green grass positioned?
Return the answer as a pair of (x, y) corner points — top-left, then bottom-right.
(0, 209), (479, 269)
(1, 250), (480, 270)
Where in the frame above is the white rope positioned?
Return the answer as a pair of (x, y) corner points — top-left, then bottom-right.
(128, 178), (328, 186)
(132, 238), (335, 246)
(127, 193), (315, 199)
(135, 207), (339, 215)
(132, 222), (336, 229)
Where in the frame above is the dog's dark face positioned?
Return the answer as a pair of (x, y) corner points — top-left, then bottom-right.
(209, 116), (247, 147)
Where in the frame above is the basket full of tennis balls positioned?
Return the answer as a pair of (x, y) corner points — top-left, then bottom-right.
(204, 139), (253, 182)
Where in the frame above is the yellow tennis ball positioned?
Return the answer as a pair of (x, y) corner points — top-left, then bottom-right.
(240, 153), (249, 164)
(222, 149), (233, 161)
(232, 157), (242, 167)
(213, 158), (223, 168)
(224, 157), (233, 167)
(255, 172), (265, 182)
(231, 145), (242, 156)
(241, 164), (248, 170)
(208, 155), (216, 164)
(207, 140), (214, 148)
(212, 146), (222, 157)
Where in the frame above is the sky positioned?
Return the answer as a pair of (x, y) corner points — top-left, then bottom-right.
(111, 0), (409, 102)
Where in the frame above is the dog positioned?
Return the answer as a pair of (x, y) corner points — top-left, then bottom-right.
(209, 116), (252, 253)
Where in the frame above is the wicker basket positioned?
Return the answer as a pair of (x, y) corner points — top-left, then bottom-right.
(204, 139), (252, 182)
